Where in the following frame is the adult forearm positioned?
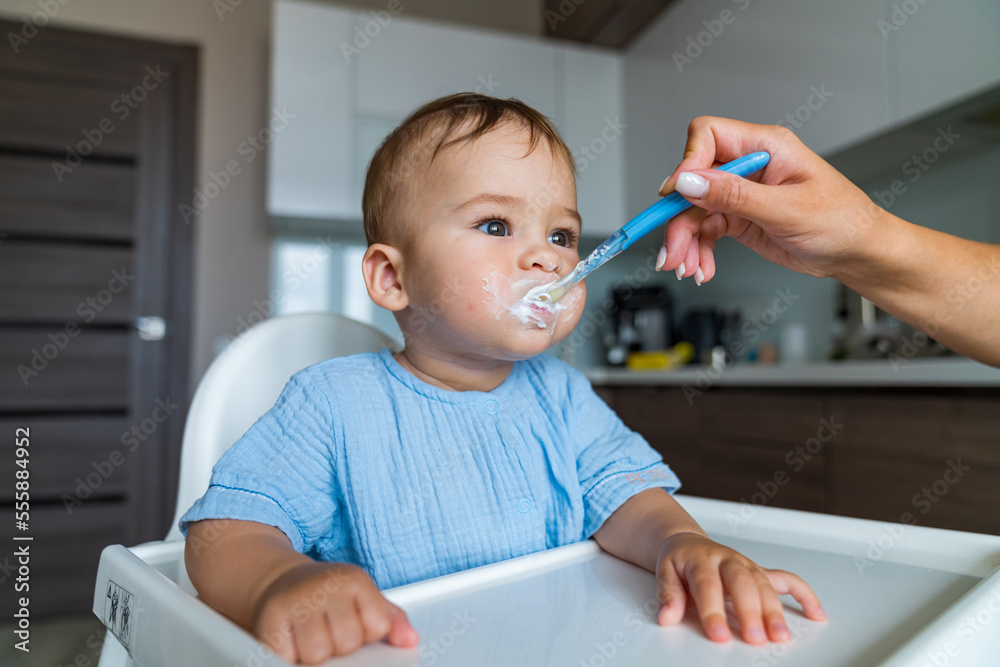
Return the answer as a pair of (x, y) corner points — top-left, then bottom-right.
(184, 519), (314, 629)
(835, 209), (1000, 367)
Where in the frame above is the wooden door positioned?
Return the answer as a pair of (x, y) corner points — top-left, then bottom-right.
(0, 21), (196, 615)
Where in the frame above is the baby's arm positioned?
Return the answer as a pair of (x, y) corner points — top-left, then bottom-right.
(592, 489), (825, 644)
(185, 519), (419, 664)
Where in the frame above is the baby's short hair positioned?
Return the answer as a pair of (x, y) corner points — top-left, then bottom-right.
(362, 93), (576, 246)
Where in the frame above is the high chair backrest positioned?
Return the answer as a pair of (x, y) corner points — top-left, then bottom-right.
(165, 312), (397, 541)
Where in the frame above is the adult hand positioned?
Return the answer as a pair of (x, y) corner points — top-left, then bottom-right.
(654, 116), (886, 284)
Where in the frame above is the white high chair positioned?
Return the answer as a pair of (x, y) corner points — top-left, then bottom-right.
(93, 314), (1000, 666)
(95, 313), (397, 666)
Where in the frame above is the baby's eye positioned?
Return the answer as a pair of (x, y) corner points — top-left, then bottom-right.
(477, 219), (509, 236)
(549, 230), (570, 247)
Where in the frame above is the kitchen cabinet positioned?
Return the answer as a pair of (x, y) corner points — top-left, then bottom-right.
(268, 1), (356, 219)
(887, 0), (1000, 124)
(559, 45), (626, 235)
(354, 15), (558, 120)
(827, 394), (1000, 535)
(269, 0), (626, 231)
(602, 384), (1000, 535)
(625, 0), (893, 178)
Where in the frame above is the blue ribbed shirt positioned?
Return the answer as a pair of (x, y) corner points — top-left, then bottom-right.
(179, 349), (680, 590)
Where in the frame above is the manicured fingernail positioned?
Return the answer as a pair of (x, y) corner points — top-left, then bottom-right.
(676, 172), (708, 198)
(655, 246), (667, 271)
(694, 267), (705, 286)
(817, 607), (828, 620)
(709, 623), (729, 640)
(771, 622), (789, 639)
(675, 262), (685, 280)
(658, 176), (671, 194)
(748, 626), (766, 643)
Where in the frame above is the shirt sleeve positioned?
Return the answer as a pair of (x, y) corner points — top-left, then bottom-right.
(567, 368), (681, 539)
(178, 372), (340, 554)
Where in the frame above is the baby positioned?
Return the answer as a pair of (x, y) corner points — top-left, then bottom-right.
(181, 93), (824, 665)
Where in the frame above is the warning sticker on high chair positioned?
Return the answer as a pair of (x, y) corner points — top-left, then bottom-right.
(104, 578), (137, 653)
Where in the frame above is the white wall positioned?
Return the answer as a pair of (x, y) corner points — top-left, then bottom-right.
(0, 0), (543, 392)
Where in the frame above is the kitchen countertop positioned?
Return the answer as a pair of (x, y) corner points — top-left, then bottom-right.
(580, 357), (1000, 387)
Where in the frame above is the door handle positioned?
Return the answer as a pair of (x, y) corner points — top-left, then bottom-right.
(134, 316), (166, 341)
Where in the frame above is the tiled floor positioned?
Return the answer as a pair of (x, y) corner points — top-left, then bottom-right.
(1, 614), (107, 667)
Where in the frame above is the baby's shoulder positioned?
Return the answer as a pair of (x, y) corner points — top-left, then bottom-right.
(289, 351), (388, 398)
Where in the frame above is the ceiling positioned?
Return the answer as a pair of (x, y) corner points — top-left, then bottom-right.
(543, 0), (676, 48)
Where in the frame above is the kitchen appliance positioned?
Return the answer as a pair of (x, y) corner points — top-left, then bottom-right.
(831, 284), (950, 360)
(680, 307), (723, 365)
(605, 285), (673, 365)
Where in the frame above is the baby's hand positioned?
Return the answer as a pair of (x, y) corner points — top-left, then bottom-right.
(253, 561), (419, 664)
(654, 532), (825, 644)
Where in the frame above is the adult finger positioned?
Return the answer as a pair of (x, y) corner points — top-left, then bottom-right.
(656, 559), (687, 626)
(658, 207), (705, 272)
(674, 168), (800, 228)
(696, 213), (727, 283)
(659, 117), (785, 195)
(686, 563), (732, 642)
(766, 569), (826, 621)
(720, 560), (766, 645)
(679, 234), (701, 280)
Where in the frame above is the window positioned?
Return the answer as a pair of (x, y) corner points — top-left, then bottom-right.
(270, 235), (402, 344)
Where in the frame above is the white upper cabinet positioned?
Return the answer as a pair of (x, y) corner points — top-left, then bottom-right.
(270, 0), (625, 235)
(625, 0), (893, 169)
(354, 15), (559, 120)
(268, 2), (356, 220)
(559, 45), (626, 235)
(886, 0), (1000, 123)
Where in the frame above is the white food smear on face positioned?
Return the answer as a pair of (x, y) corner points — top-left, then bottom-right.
(481, 271), (580, 330)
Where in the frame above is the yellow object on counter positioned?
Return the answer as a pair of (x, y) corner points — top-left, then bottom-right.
(625, 342), (695, 370)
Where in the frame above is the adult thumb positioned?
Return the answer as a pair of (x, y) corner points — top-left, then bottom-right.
(674, 169), (780, 224)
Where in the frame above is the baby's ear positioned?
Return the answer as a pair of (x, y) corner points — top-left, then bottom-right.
(362, 243), (409, 311)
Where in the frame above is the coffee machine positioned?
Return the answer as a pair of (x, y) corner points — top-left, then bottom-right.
(605, 286), (673, 365)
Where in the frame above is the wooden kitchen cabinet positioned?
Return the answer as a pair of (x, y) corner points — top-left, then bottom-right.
(612, 387), (708, 496)
(828, 394), (1000, 535)
(697, 391), (828, 513)
(602, 385), (1000, 535)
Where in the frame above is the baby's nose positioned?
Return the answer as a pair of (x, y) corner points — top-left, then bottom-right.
(522, 242), (562, 273)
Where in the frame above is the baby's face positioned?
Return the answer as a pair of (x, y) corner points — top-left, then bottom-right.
(397, 125), (586, 362)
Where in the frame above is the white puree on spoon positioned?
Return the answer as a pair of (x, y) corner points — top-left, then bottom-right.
(481, 271), (581, 329)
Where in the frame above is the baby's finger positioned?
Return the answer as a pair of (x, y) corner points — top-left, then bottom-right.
(655, 560), (687, 626)
(384, 602), (421, 648)
(257, 617), (297, 664)
(325, 598), (364, 657)
(686, 563), (732, 642)
(766, 569), (826, 621)
(757, 573), (791, 643)
(294, 607), (337, 664)
(720, 560), (766, 645)
(355, 588), (393, 644)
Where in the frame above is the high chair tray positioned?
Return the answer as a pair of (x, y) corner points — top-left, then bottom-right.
(95, 495), (1000, 666)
